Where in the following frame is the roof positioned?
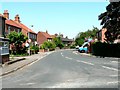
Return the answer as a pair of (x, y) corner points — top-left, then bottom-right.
(61, 37), (73, 42)
(51, 35), (56, 38)
(6, 19), (21, 28)
(14, 21), (36, 34)
(39, 32), (52, 39)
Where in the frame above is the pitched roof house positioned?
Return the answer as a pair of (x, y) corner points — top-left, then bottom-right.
(3, 10), (37, 42)
(0, 13), (6, 37)
(14, 14), (37, 42)
(0, 13), (9, 64)
(2, 10), (22, 36)
(37, 30), (52, 45)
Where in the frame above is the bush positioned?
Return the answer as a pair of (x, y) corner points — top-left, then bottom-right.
(70, 44), (76, 49)
(92, 42), (120, 58)
(40, 41), (56, 51)
(30, 45), (39, 54)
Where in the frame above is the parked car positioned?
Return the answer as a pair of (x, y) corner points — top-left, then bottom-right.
(78, 42), (89, 53)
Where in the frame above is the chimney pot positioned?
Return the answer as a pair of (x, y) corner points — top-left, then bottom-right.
(3, 10), (9, 19)
(15, 14), (20, 23)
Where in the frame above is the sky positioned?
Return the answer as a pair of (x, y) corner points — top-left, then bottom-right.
(0, 2), (109, 39)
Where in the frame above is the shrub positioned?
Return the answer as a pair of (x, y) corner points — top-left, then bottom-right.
(30, 45), (39, 54)
(70, 44), (76, 49)
(92, 42), (120, 58)
(40, 41), (56, 51)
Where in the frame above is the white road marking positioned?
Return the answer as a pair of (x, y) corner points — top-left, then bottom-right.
(80, 61), (94, 66)
(102, 66), (118, 71)
(107, 81), (119, 85)
(76, 60), (81, 62)
(73, 51), (78, 55)
(20, 82), (35, 86)
(61, 53), (64, 57)
(111, 61), (118, 63)
(65, 57), (72, 60)
(109, 75), (118, 77)
(76, 60), (94, 66)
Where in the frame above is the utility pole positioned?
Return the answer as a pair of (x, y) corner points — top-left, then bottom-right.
(28, 32), (30, 55)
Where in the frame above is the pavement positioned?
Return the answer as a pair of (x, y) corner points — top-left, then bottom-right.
(1, 51), (53, 76)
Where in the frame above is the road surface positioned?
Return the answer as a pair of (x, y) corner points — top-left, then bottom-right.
(2, 49), (119, 88)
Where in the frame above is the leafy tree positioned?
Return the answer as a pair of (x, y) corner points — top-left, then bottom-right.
(75, 27), (99, 46)
(98, 2), (120, 42)
(7, 31), (28, 54)
(40, 41), (56, 51)
(53, 37), (64, 49)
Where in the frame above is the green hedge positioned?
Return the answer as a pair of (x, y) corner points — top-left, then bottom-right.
(92, 42), (120, 58)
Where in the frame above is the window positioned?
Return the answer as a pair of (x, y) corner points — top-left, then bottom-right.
(0, 41), (9, 55)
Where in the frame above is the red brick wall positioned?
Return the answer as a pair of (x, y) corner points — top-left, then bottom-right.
(22, 29), (28, 36)
(37, 32), (47, 45)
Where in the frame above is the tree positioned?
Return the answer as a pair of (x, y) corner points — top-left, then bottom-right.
(98, 2), (120, 42)
(40, 41), (56, 51)
(75, 27), (99, 46)
(7, 31), (28, 54)
(53, 37), (64, 49)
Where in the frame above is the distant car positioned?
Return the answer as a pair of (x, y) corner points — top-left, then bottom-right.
(78, 42), (89, 53)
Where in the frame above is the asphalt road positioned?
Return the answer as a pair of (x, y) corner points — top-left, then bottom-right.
(2, 49), (119, 88)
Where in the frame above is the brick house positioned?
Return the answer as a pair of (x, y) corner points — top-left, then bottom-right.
(0, 14), (9, 64)
(54, 34), (74, 47)
(14, 14), (37, 43)
(3, 10), (37, 45)
(61, 37), (74, 47)
(37, 30), (52, 46)
(3, 10), (22, 36)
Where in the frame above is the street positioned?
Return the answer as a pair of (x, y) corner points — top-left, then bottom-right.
(2, 49), (119, 88)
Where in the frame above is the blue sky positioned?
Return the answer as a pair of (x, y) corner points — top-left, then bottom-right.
(1, 2), (109, 39)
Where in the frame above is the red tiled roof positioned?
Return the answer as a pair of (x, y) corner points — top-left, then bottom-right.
(6, 19), (21, 28)
(14, 21), (36, 34)
(51, 35), (56, 38)
(41, 32), (52, 39)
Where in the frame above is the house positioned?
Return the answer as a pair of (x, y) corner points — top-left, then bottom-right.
(37, 30), (52, 45)
(61, 36), (74, 47)
(3, 10), (37, 45)
(14, 14), (37, 44)
(0, 14), (9, 64)
(55, 33), (74, 47)
(3, 10), (22, 36)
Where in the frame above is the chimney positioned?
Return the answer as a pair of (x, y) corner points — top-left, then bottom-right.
(3, 10), (9, 19)
(15, 14), (20, 23)
(46, 30), (48, 33)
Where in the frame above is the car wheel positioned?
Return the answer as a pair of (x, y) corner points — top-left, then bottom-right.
(80, 50), (85, 53)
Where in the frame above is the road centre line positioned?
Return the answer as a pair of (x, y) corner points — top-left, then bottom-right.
(102, 66), (118, 71)
(61, 53), (64, 57)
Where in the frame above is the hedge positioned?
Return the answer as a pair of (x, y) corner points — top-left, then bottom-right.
(92, 42), (120, 58)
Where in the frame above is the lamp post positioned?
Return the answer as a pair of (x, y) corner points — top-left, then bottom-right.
(28, 25), (33, 55)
